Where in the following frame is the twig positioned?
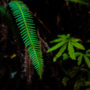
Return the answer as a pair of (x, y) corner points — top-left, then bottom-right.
(37, 30), (50, 52)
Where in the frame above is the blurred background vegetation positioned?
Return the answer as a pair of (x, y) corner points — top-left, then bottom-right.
(0, 0), (90, 90)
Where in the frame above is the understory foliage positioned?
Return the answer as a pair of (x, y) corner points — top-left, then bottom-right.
(47, 34), (90, 68)
(61, 66), (90, 90)
(0, 0), (89, 90)
(47, 34), (84, 59)
(46, 1), (90, 89)
(47, 0), (90, 69)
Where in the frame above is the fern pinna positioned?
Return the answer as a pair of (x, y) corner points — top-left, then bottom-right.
(9, 1), (43, 78)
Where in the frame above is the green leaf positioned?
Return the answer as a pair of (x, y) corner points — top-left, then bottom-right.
(85, 81), (90, 86)
(77, 55), (83, 65)
(68, 41), (76, 60)
(86, 54), (90, 57)
(84, 55), (90, 68)
(71, 38), (81, 42)
(50, 34), (70, 43)
(66, 34), (70, 38)
(47, 41), (66, 53)
(71, 42), (85, 50)
(62, 77), (69, 86)
(57, 34), (70, 39)
(75, 52), (82, 57)
(50, 38), (64, 43)
(86, 49), (90, 54)
(57, 34), (66, 38)
(53, 44), (67, 62)
(86, 88), (90, 90)
(63, 53), (69, 60)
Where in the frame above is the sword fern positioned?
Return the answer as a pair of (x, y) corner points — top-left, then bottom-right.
(9, 1), (43, 78)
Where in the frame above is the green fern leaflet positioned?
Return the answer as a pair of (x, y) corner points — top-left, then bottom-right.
(9, 1), (43, 78)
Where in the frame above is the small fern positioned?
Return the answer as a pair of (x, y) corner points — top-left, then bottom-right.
(9, 1), (43, 78)
(47, 34), (85, 62)
(75, 49), (90, 68)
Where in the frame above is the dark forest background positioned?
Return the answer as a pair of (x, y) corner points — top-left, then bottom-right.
(0, 0), (90, 90)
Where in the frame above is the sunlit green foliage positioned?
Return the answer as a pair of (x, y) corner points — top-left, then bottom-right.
(47, 34), (85, 62)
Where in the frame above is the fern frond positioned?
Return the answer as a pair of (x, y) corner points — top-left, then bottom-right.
(9, 1), (43, 78)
